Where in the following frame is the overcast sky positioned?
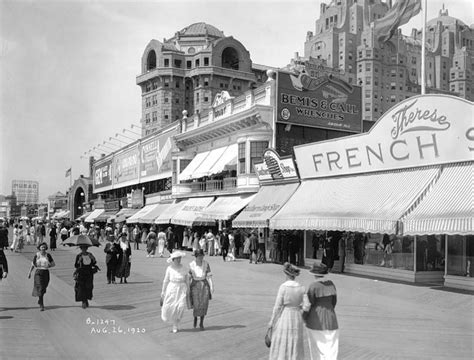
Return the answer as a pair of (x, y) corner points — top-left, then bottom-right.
(1, 0), (472, 202)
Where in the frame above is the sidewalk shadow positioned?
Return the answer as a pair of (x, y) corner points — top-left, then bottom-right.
(0, 315), (14, 319)
(96, 305), (136, 310)
(176, 325), (246, 333)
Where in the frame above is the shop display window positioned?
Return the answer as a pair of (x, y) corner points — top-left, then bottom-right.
(415, 235), (445, 272)
(447, 235), (473, 277)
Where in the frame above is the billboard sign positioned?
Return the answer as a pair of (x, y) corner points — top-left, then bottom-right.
(114, 147), (139, 185)
(294, 95), (474, 179)
(140, 129), (175, 179)
(94, 158), (113, 190)
(277, 60), (362, 132)
(254, 149), (299, 183)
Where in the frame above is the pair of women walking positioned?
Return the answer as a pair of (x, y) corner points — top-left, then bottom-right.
(268, 262), (339, 360)
(160, 249), (214, 333)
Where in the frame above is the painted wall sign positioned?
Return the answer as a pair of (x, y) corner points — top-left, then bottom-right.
(294, 95), (474, 179)
(277, 66), (362, 132)
(94, 158), (113, 189)
(140, 129), (175, 179)
(254, 149), (299, 183)
(114, 147), (139, 185)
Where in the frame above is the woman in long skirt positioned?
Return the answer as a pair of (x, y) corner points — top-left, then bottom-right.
(74, 245), (97, 309)
(157, 229), (166, 257)
(146, 228), (157, 258)
(116, 233), (131, 283)
(161, 250), (188, 333)
(188, 249), (214, 330)
(267, 262), (306, 360)
(182, 228), (189, 250)
(49, 224), (57, 251)
(28, 242), (55, 311)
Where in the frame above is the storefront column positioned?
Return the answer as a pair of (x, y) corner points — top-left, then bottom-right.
(413, 235), (417, 273)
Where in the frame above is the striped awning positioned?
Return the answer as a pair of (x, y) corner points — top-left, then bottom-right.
(126, 204), (158, 224)
(402, 162), (473, 235)
(232, 183), (300, 228)
(138, 202), (173, 224)
(84, 209), (105, 223)
(108, 208), (140, 223)
(155, 201), (187, 225)
(170, 197), (215, 227)
(270, 167), (440, 234)
(199, 193), (257, 221)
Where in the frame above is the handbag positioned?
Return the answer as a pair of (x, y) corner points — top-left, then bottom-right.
(265, 327), (272, 348)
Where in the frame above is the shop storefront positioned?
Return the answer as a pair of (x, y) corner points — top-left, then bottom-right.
(270, 94), (473, 288)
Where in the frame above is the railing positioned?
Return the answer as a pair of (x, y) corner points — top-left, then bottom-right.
(173, 177), (238, 195)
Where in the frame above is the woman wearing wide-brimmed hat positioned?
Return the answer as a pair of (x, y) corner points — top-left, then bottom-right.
(161, 250), (189, 333)
(267, 262), (306, 360)
(303, 262), (339, 360)
(28, 242), (55, 311)
(74, 244), (98, 309)
(188, 249), (214, 330)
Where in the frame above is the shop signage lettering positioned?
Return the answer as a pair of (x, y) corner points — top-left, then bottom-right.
(254, 149), (299, 182)
(114, 148), (139, 184)
(94, 159), (113, 189)
(140, 129), (175, 178)
(294, 95), (474, 179)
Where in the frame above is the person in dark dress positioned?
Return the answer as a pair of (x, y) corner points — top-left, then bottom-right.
(0, 219), (9, 249)
(49, 224), (57, 251)
(104, 236), (119, 284)
(116, 233), (131, 284)
(249, 231), (258, 264)
(220, 228), (230, 262)
(74, 244), (97, 308)
(28, 242), (55, 311)
(0, 249), (8, 280)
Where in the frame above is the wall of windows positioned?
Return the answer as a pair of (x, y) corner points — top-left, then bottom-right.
(447, 235), (474, 277)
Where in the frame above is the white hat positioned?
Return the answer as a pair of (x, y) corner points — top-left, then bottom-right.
(166, 250), (186, 263)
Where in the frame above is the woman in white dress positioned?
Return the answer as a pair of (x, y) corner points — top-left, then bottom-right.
(267, 262), (306, 360)
(161, 250), (189, 333)
(157, 228), (166, 257)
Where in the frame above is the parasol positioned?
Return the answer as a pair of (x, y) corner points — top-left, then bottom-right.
(63, 234), (100, 247)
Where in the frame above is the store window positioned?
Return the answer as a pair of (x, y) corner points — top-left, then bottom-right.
(416, 235), (445, 272)
(238, 142), (246, 174)
(250, 141), (269, 174)
(447, 235), (473, 277)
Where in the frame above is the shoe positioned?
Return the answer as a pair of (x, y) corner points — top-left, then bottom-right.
(199, 325), (204, 331)
(120, 279), (123, 284)
(172, 326), (178, 333)
(124, 279), (127, 284)
(82, 302), (87, 309)
(40, 306), (45, 311)
(107, 281), (111, 284)
(112, 281), (116, 284)
(146, 255), (150, 258)
(85, 300), (89, 308)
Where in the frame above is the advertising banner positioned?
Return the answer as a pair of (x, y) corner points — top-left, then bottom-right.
(294, 95), (474, 179)
(277, 62), (361, 132)
(114, 147), (139, 185)
(94, 158), (113, 190)
(140, 129), (175, 179)
(254, 149), (299, 183)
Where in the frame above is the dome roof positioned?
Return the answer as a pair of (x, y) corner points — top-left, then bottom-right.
(177, 22), (224, 38)
(427, 7), (467, 28)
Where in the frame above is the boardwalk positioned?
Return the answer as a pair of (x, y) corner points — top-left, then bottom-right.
(0, 242), (473, 360)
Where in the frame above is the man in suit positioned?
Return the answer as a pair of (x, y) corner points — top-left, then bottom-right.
(166, 227), (175, 253)
(220, 228), (230, 262)
(103, 236), (119, 284)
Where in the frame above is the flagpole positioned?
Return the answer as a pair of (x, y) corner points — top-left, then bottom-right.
(421, 0), (427, 94)
(70, 167), (72, 189)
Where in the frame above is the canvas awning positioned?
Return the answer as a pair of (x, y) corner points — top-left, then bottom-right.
(402, 162), (473, 236)
(232, 183), (300, 228)
(108, 208), (140, 223)
(138, 202), (173, 224)
(170, 197), (216, 227)
(76, 211), (92, 221)
(178, 151), (210, 181)
(84, 209), (105, 223)
(155, 201), (187, 225)
(207, 144), (238, 175)
(200, 193), (257, 220)
(94, 211), (118, 223)
(126, 204), (158, 224)
(270, 167), (440, 234)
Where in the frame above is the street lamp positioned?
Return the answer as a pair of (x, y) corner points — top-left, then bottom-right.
(116, 132), (136, 141)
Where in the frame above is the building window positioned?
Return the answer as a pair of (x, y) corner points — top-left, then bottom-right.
(174, 59), (182, 68)
(152, 80), (158, 90)
(204, 77), (209, 86)
(152, 111), (157, 122)
(412, 57), (416, 65)
(204, 97), (209, 102)
(365, 63), (371, 71)
(238, 142), (246, 174)
(175, 98), (179, 104)
(390, 95), (396, 102)
(365, 76), (371, 85)
(145, 114), (150, 124)
(164, 98), (169, 103)
(195, 59), (200, 67)
(391, 82), (396, 90)
(164, 78), (169, 87)
(196, 93), (199, 104)
(204, 57), (209, 66)
(164, 110), (169, 120)
(250, 141), (269, 174)
(145, 97), (151, 107)
(146, 83), (152, 92)
(391, 69), (396, 77)
(164, 59), (169, 67)
(187, 61), (192, 69)
(152, 95), (157, 105)
(365, 90), (371, 98)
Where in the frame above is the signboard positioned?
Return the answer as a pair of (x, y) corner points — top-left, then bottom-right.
(131, 190), (144, 208)
(294, 95), (474, 179)
(140, 129), (175, 179)
(277, 61), (361, 132)
(114, 147), (139, 185)
(254, 149), (299, 183)
(94, 158), (113, 190)
(104, 199), (120, 212)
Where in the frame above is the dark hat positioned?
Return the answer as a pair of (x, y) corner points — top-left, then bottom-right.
(309, 262), (328, 276)
(120, 232), (128, 237)
(283, 262), (300, 278)
(37, 242), (48, 250)
(194, 249), (205, 257)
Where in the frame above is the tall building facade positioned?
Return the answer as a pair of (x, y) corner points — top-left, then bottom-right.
(11, 180), (39, 205)
(303, 0), (473, 123)
(136, 22), (268, 137)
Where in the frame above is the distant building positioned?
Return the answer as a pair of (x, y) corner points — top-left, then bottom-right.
(11, 180), (39, 205)
(136, 22), (270, 137)
(301, 0), (473, 123)
(47, 191), (68, 216)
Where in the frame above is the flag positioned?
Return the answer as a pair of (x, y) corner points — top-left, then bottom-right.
(373, 0), (421, 43)
(65, 168), (71, 177)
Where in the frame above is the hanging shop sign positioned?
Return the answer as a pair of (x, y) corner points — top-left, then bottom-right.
(294, 95), (474, 179)
(254, 149), (299, 183)
(131, 189), (144, 208)
(277, 61), (362, 132)
(93, 158), (113, 190)
(104, 199), (120, 212)
(140, 129), (175, 180)
(114, 147), (139, 185)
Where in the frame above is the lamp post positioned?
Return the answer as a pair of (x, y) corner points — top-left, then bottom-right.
(116, 132), (137, 141)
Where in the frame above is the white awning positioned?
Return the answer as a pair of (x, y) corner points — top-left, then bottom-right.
(402, 162), (473, 235)
(232, 183), (300, 228)
(155, 201), (187, 224)
(84, 209), (105, 223)
(138, 202), (173, 224)
(109, 208), (140, 223)
(178, 151), (210, 181)
(126, 204), (158, 224)
(170, 197), (215, 227)
(200, 193), (257, 220)
(270, 167), (440, 234)
(207, 144), (238, 175)
(192, 146), (228, 179)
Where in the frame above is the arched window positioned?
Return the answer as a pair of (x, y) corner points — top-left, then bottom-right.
(222, 47), (240, 70)
(147, 50), (157, 70)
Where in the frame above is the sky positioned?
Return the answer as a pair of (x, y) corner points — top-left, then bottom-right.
(0, 0), (472, 202)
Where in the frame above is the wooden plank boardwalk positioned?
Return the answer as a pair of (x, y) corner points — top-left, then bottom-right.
(0, 242), (473, 360)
